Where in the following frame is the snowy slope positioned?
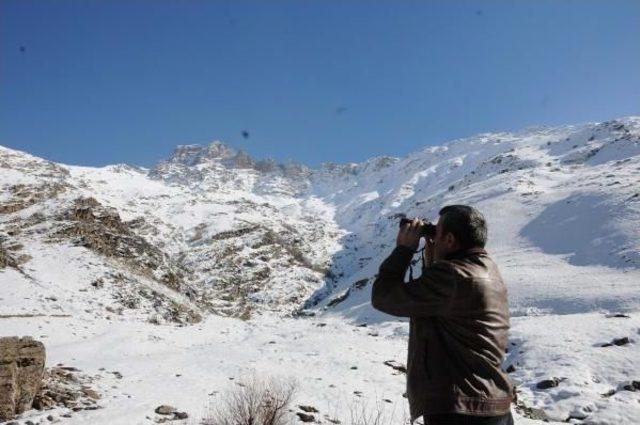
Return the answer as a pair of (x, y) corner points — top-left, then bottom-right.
(1, 117), (640, 424)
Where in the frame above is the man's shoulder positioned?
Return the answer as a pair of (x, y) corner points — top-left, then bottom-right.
(434, 254), (500, 281)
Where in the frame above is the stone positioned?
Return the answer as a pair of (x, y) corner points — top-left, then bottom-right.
(174, 411), (188, 419)
(536, 378), (560, 390)
(82, 387), (101, 400)
(353, 278), (369, 289)
(524, 407), (548, 420)
(155, 405), (176, 415)
(383, 360), (407, 374)
(0, 337), (46, 421)
(296, 412), (315, 422)
(298, 405), (319, 413)
(506, 364), (517, 373)
(613, 337), (630, 346)
(622, 380), (640, 392)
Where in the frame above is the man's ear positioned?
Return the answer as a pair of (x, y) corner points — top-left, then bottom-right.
(445, 232), (456, 248)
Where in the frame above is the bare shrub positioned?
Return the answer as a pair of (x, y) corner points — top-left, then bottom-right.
(318, 395), (411, 425)
(345, 399), (410, 425)
(201, 375), (297, 425)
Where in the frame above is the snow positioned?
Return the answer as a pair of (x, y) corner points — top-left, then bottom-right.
(2, 116), (640, 424)
(508, 313), (640, 424)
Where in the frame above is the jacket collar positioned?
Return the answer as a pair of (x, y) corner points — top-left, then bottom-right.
(444, 247), (487, 261)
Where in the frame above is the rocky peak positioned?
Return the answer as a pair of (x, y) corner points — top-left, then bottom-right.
(155, 141), (314, 181)
(163, 141), (261, 170)
(167, 141), (237, 166)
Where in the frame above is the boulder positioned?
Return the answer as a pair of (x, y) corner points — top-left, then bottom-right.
(0, 337), (46, 421)
(155, 405), (176, 415)
(296, 412), (315, 422)
(536, 377), (561, 390)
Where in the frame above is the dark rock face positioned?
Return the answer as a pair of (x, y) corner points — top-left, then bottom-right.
(0, 337), (46, 421)
(52, 197), (182, 283)
(50, 197), (202, 324)
(536, 377), (561, 390)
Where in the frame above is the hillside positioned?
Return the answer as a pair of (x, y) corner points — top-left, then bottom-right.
(1, 116), (639, 424)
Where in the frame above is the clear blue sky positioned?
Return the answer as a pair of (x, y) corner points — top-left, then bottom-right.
(1, 1), (639, 168)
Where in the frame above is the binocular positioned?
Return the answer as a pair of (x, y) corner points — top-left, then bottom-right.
(399, 217), (437, 238)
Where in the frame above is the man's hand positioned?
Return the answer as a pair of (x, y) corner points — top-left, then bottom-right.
(425, 238), (435, 266)
(396, 218), (423, 251)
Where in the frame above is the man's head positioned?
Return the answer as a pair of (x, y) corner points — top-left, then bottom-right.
(432, 205), (487, 260)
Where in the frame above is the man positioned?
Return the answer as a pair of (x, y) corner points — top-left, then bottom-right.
(371, 205), (516, 425)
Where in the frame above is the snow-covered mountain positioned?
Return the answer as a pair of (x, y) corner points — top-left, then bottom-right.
(1, 117), (639, 424)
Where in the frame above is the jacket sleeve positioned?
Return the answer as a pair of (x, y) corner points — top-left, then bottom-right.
(371, 245), (457, 317)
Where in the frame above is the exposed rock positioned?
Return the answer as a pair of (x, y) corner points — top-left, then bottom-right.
(536, 377), (562, 390)
(0, 241), (18, 269)
(0, 182), (69, 215)
(0, 236), (29, 272)
(383, 360), (407, 374)
(174, 411), (188, 419)
(621, 380), (640, 391)
(47, 197), (202, 324)
(352, 278), (369, 289)
(33, 365), (101, 413)
(298, 405), (319, 413)
(514, 400), (549, 420)
(82, 387), (101, 400)
(326, 289), (351, 308)
(613, 336), (631, 346)
(601, 336), (631, 347)
(601, 388), (616, 397)
(155, 404), (177, 415)
(0, 337), (46, 421)
(52, 198), (177, 279)
(296, 412), (315, 422)
(606, 313), (631, 318)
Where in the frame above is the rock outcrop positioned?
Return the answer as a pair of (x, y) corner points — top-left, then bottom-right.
(0, 337), (46, 421)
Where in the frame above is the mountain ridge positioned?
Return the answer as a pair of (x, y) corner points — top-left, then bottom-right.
(1, 116), (639, 323)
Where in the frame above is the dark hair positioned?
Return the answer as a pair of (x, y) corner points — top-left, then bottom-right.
(438, 205), (487, 249)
